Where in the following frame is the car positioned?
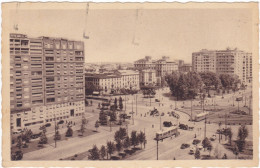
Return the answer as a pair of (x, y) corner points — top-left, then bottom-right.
(210, 135), (217, 141)
(192, 139), (201, 145)
(198, 145), (203, 150)
(163, 121), (173, 127)
(45, 123), (51, 127)
(189, 148), (195, 155)
(58, 120), (64, 124)
(155, 99), (160, 102)
(129, 111), (134, 114)
(180, 143), (190, 149)
(161, 112), (164, 116)
(179, 123), (188, 130)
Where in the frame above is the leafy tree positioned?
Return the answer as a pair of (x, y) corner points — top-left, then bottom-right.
(16, 136), (22, 149)
(54, 124), (61, 140)
(119, 97), (123, 111)
(123, 136), (131, 150)
(80, 116), (88, 136)
(225, 128), (233, 146)
(100, 145), (106, 160)
(110, 111), (117, 122)
(199, 72), (221, 96)
(39, 125), (48, 144)
(138, 131), (146, 149)
(11, 151), (23, 160)
(166, 71), (203, 100)
(202, 137), (212, 151)
(106, 141), (115, 159)
(233, 144), (239, 159)
(95, 121), (99, 131)
(85, 82), (98, 95)
(114, 98), (118, 110)
(88, 145), (100, 160)
(66, 125), (73, 137)
(130, 131), (139, 148)
(114, 127), (127, 142)
(195, 148), (200, 159)
(115, 139), (123, 153)
(22, 129), (33, 143)
(99, 111), (108, 125)
(219, 74), (240, 91)
(236, 125), (248, 151)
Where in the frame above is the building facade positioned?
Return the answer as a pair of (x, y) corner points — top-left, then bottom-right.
(192, 48), (252, 84)
(10, 33), (85, 130)
(85, 70), (140, 94)
(139, 69), (157, 87)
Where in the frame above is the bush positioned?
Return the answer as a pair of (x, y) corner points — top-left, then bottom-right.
(66, 126), (73, 137)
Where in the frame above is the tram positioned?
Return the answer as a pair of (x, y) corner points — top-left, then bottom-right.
(155, 126), (180, 140)
(194, 112), (209, 121)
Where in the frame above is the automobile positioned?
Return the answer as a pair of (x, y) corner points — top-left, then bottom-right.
(192, 139), (201, 145)
(126, 116), (131, 119)
(12, 129), (22, 134)
(180, 143), (190, 149)
(210, 135), (217, 141)
(129, 111), (135, 114)
(31, 132), (42, 139)
(161, 112), (164, 116)
(163, 121), (173, 127)
(189, 148), (195, 155)
(155, 113), (160, 116)
(155, 99), (160, 102)
(58, 120), (64, 125)
(179, 123), (188, 130)
(198, 145), (203, 150)
(45, 123), (51, 127)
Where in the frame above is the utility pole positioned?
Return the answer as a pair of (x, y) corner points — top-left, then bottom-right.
(160, 116), (162, 131)
(190, 99), (193, 121)
(156, 139), (159, 160)
(132, 94), (134, 125)
(136, 94), (138, 116)
(54, 114), (57, 148)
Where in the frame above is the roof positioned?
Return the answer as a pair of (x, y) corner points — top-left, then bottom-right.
(196, 112), (209, 117)
(156, 126), (178, 134)
(117, 70), (139, 76)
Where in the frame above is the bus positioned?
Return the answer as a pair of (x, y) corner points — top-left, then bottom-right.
(194, 112), (209, 122)
(155, 126), (179, 140)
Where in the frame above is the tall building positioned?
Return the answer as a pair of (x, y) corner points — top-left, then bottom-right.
(139, 69), (157, 87)
(134, 56), (156, 70)
(10, 33), (85, 130)
(192, 48), (252, 84)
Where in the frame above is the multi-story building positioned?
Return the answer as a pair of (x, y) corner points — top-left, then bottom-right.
(10, 33), (85, 130)
(155, 56), (179, 77)
(139, 69), (157, 87)
(85, 70), (140, 94)
(192, 49), (217, 73)
(179, 64), (192, 72)
(134, 56), (156, 70)
(192, 48), (252, 84)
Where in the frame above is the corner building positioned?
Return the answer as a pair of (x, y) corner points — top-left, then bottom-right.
(10, 33), (85, 130)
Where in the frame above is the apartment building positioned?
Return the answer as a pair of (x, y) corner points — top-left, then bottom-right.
(192, 48), (252, 84)
(85, 70), (140, 94)
(139, 69), (157, 87)
(10, 33), (85, 130)
(134, 56), (156, 70)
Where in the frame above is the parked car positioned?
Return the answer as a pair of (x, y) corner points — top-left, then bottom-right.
(192, 139), (201, 145)
(155, 99), (160, 102)
(180, 143), (190, 149)
(189, 148), (195, 155)
(161, 112), (164, 116)
(31, 132), (42, 139)
(45, 123), (51, 127)
(210, 135), (217, 141)
(58, 120), (64, 125)
(163, 121), (173, 127)
(129, 111), (134, 114)
(179, 123), (188, 130)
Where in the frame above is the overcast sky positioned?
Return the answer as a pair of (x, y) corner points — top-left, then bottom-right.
(9, 7), (253, 63)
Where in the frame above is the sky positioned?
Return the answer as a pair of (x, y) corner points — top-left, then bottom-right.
(9, 6), (253, 64)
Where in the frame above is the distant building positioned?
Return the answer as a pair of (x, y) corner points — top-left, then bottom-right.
(179, 64), (192, 72)
(192, 48), (252, 84)
(155, 56), (179, 77)
(134, 56), (156, 70)
(10, 33), (85, 130)
(85, 70), (140, 94)
(139, 69), (157, 87)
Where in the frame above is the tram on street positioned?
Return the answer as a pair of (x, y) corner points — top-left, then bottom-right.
(194, 112), (209, 121)
(155, 126), (180, 140)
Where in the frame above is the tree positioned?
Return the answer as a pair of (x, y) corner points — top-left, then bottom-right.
(16, 136), (22, 149)
(109, 110), (117, 122)
(22, 129), (33, 143)
(138, 131), (146, 149)
(54, 124), (61, 140)
(114, 98), (118, 110)
(202, 137), (212, 152)
(130, 131), (139, 148)
(99, 111), (108, 125)
(39, 125), (48, 144)
(123, 136), (131, 150)
(95, 121), (99, 131)
(225, 128), (233, 146)
(219, 74), (240, 92)
(115, 139), (123, 154)
(199, 72), (221, 96)
(236, 125), (248, 151)
(114, 127), (127, 142)
(66, 125), (73, 137)
(100, 145), (106, 160)
(88, 145), (100, 160)
(166, 71), (203, 100)
(119, 97), (123, 111)
(195, 148), (200, 159)
(80, 116), (88, 136)
(106, 141), (115, 159)
(85, 82), (98, 95)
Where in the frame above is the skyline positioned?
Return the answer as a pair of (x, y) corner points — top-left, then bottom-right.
(9, 7), (253, 64)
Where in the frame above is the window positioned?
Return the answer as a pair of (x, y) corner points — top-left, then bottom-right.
(47, 98), (55, 103)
